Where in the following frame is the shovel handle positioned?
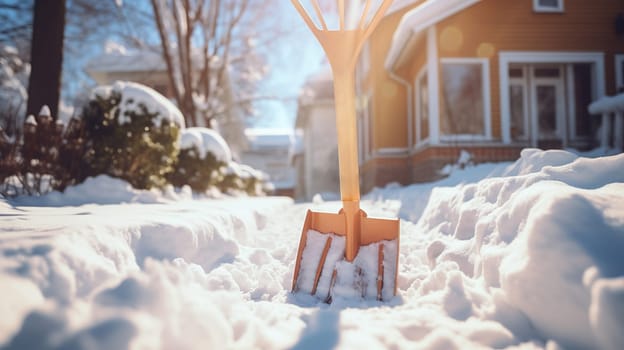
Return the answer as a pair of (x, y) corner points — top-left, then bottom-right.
(333, 70), (360, 203)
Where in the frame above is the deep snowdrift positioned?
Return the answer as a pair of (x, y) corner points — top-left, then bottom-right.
(0, 149), (623, 350)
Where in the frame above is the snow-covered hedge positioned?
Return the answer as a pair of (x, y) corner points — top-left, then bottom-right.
(81, 82), (184, 189)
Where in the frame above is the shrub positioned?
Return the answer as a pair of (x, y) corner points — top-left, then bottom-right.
(0, 107), (87, 196)
(80, 81), (184, 189)
(168, 127), (230, 192)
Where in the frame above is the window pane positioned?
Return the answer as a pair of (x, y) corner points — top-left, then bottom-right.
(509, 68), (523, 78)
(510, 85), (525, 139)
(419, 74), (429, 141)
(537, 85), (557, 137)
(573, 63), (592, 138)
(441, 63), (484, 136)
(534, 67), (560, 77)
(538, 0), (560, 8)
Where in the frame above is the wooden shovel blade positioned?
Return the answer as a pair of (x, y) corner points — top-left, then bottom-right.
(291, 210), (346, 294)
(291, 209), (400, 299)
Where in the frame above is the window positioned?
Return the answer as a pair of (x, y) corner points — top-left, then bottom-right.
(440, 58), (490, 139)
(533, 0), (564, 13)
(416, 70), (429, 144)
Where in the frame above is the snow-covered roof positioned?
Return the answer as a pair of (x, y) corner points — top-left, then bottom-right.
(180, 127), (232, 163)
(85, 49), (166, 74)
(245, 128), (294, 151)
(385, 0), (481, 70)
(91, 81), (185, 128)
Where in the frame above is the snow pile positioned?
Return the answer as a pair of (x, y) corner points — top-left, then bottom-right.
(11, 175), (193, 207)
(91, 81), (185, 128)
(180, 127), (232, 162)
(0, 148), (623, 349)
(411, 148), (624, 349)
(0, 195), (295, 349)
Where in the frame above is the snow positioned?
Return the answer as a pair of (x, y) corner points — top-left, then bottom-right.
(38, 105), (51, 117)
(588, 93), (624, 114)
(91, 81), (185, 128)
(180, 127), (232, 163)
(0, 148), (623, 349)
(24, 115), (36, 126)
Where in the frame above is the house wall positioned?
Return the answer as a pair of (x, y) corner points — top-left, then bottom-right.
(358, 5), (417, 191)
(366, 9), (411, 151)
(433, 0), (624, 139)
(300, 103), (341, 200)
(360, 0), (624, 190)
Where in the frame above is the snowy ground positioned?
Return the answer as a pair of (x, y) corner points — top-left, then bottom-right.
(1, 148), (623, 350)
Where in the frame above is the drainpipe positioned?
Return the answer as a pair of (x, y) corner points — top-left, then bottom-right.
(389, 71), (413, 151)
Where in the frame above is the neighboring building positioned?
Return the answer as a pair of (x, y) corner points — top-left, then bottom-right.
(294, 66), (341, 201)
(352, 0), (624, 190)
(85, 45), (248, 159)
(240, 128), (297, 197)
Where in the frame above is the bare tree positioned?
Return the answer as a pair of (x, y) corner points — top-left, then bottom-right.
(26, 0), (66, 118)
(149, 0), (276, 128)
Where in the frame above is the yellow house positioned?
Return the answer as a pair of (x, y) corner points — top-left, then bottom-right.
(357, 0), (624, 190)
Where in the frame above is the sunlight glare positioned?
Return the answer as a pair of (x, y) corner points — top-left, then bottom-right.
(440, 26), (463, 53)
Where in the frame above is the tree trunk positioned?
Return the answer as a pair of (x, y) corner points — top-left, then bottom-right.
(26, 0), (67, 119)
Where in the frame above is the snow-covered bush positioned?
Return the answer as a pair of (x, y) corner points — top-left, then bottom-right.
(168, 127), (231, 192)
(219, 162), (269, 196)
(80, 81), (184, 189)
(168, 127), (268, 195)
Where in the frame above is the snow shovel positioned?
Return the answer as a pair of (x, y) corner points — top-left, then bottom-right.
(290, 0), (400, 302)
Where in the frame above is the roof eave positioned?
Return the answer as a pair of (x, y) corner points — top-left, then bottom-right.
(385, 0), (482, 72)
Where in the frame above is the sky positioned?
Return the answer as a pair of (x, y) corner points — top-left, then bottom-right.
(251, 2), (327, 129)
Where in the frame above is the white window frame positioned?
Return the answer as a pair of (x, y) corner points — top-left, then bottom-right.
(499, 51), (605, 144)
(414, 66), (430, 148)
(439, 57), (492, 142)
(529, 65), (566, 144)
(533, 0), (564, 13)
(616, 54), (624, 91)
